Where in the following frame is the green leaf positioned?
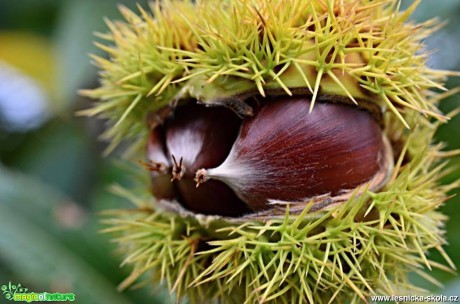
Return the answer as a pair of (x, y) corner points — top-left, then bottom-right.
(0, 168), (133, 304)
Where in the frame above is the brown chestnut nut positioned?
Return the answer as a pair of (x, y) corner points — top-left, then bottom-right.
(163, 103), (251, 216)
(195, 96), (391, 212)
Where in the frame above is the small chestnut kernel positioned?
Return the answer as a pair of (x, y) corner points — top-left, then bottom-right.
(164, 103), (251, 216)
(196, 96), (391, 212)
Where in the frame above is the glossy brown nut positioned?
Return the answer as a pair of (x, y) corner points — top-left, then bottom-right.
(196, 96), (388, 211)
(164, 103), (251, 216)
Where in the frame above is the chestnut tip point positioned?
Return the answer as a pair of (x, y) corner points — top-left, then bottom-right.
(171, 154), (185, 181)
(194, 169), (209, 188)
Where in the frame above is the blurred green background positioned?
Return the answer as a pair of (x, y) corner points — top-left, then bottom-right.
(0, 1), (458, 303)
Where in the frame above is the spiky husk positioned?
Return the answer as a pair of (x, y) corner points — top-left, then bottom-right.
(85, 0), (460, 302)
(103, 112), (457, 303)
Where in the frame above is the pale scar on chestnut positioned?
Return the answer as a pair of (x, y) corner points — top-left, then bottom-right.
(142, 95), (392, 217)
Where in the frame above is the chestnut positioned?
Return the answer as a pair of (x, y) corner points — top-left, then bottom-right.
(195, 96), (391, 212)
(147, 96), (392, 216)
(147, 103), (251, 217)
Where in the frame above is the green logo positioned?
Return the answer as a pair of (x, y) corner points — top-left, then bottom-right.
(1, 282), (28, 300)
(1, 282), (75, 302)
